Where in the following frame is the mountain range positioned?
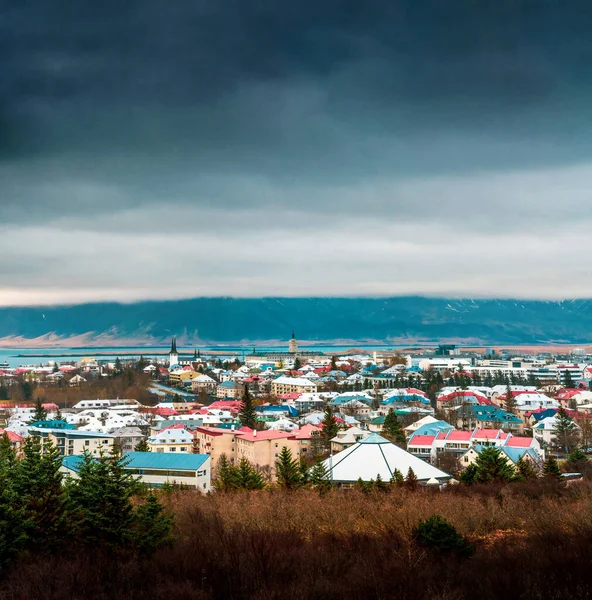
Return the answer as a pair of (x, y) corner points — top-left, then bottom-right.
(1, 297), (592, 347)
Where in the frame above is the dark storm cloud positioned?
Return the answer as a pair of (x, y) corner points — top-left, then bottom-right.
(3, 1), (592, 303)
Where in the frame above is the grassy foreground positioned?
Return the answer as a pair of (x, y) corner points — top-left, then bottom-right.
(3, 480), (592, 600)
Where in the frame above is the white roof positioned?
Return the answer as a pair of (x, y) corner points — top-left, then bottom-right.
(273, 376), (316, 387)
(322, 434), (450, 483)
(404, 415), (440, 432)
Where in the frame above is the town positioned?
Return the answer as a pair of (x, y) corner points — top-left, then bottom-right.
(1, 333), (590, 491)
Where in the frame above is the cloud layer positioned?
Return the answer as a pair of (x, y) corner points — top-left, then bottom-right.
(3, 0), (592, 304)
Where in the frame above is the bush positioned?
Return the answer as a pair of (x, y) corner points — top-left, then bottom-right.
(412, 515), (473, 557)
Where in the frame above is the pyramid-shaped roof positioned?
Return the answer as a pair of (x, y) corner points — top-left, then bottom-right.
(322, 434), (450, 483)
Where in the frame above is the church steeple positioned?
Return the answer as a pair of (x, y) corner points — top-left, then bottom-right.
(289, 330), (298, 354)
(169, 336), (179, 367)
(170, 336), (177, 353)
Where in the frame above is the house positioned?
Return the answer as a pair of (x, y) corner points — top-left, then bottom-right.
(61, 452), (212, 491)
(452, 404), (523, 433)
(404, 417), (453, 438)
(321, 433), (451, 486)
(111, 426), (145, 453)
(32, 429), (115, 456)
(0, 428), (24, 455)
(147, 426), (195, 453)
(217, 380), (242, 399)
(330, 426), (372, 453)
(460, 444), (541, 470)
(190, 374), (217, 394)
(271, 376), (317, 396)
(234, 429), (303, 476)
(437, 390), (491, 410)
(533, 415), (581, 449)
(68, 374), (87, 386)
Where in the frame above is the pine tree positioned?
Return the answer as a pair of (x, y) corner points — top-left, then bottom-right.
(516, 455), (538, 480)
(55, 407), (63, 421)
(406, 467), (419, 489)
(473, 447), (516, 483)
(355, 477), (372, 494)
(32, 398), (47, 422)
(68, 449), (140, 549)
(563, 369), (575, 389)
(382, 409), (406, 446)
(239, 386), (258, 429)
(374, 473), (388, 491)
(0, 433), (16, 468)
(543, 456), (562, 479)
(553, 407), (579, 454)
(565, 448), (588, 473)
(13, 435), (71, 551)
(0, 459), (27, 574)
(236, 457), (266, 490)
(330, 356), (338, 370)
(459, 464), (478, 485)
(320, 406), (339, 449)
(134, 439), (150, 452)
(214, 454), (239, 491)
(309, 460), (332, 492)
(0, 380), (9, 400)
(132, 494), (174, 556)
(114, 357), (123, 372)
(504, 384), (517, 415)
(390, 468), (404, 485)
(275, 447), (302, 489)
(293, 357), (302, 371)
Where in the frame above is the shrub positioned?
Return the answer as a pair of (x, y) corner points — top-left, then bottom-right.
(412, 515), (473, 557)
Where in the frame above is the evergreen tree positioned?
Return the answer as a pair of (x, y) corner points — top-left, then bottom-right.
(0, 380), (9, 400)
(406, 467), (419, 489)
(13, 436), (71, 550)
(214, 454), (239, 491)
(459, 464), (478, 485)
(0, 433), (16, 468)
(330, 356), (338, 370)
(543, 456), (562, 479)
(238, 385), (258, 429)
(320, 406), (339, 449)
(309, 459), (332, 492)
(355, 477), (372, 494)
(473, 447), (516, 483)
(374, 473), (388, 491)
(382, 409), (406, 446)
(563, 369), (575, 389)
(504, 384), (517, 415)
(68, 449), (140, 549)
(132, 494), (174, 556)
(293, 357), (302, 371)
(20, 380), (33, 401)
(32, 398), (47, 422)
(134, 439), (150, 452)
(114, 357), (123, 372)
(390, 468), (404, 485)
(275, 447), (302, 489)
(235, 457), (265, 490)
(553, 407), (579, 454)
(564, 449), (588, 473)
(516, 455), (538, 480)
(55, 406), (63, 421)
(0, 459), (27, 574)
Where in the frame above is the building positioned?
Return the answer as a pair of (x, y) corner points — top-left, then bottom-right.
(289, 331), (298, 354)
(322, 433), (451, 486)
(191, 374), (217, 394)
(169, 337), (179, 367)
(217, 380), (243, 399)
(271, 376), (317, 396)
(32, 429), (115, 456)
(111, 426), (145, 453)
(330, 427), (372, 453)
(147, 425), (195, 453)
(61, 452), (212, 491)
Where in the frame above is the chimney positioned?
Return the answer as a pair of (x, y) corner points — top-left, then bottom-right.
(253, 429), (257, 437)
(231, 424), (235, 431)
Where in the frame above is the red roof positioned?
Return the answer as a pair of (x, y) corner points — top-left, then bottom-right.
(473, 429), (509, 440)
(505, 437), (534, 448)
(408, 435), (437, 446)
(444, 430), (473, 441)
(292, 424), (321, 439)
(0, 429), (23, 443)
(278, 393), (301, 400)
(237, 429), (296, 442)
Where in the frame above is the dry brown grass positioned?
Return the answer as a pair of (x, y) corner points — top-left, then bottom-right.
(3, 480), (592, 600)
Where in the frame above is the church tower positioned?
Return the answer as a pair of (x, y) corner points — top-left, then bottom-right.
(169, 336), (179, 367)
(289, 330), (298, 354)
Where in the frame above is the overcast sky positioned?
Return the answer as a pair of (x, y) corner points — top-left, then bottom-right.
(2, 1), (592, 306)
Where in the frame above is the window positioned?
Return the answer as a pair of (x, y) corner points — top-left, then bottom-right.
(85, 440), (90, 446)
(157, 448), (164, 453)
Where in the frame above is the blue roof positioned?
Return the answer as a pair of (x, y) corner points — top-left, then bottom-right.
(123, 452), (210, 471)
(218, 380), (238, 388)
(413, 421), (454, 436)
(30, 419), (76, 430)
(259, 405), (299, 416)
(62, 452), (210, 473)
(359, 433), (391, 445)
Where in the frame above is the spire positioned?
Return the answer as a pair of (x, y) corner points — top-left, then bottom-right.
(291, 330), (295, 340)
(171, 336), (177, 354)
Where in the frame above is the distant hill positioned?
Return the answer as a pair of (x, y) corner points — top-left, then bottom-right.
(1, 297), (592, 346)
